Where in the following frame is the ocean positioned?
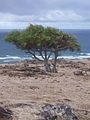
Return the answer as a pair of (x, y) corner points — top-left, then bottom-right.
(0, 29), (90, 64)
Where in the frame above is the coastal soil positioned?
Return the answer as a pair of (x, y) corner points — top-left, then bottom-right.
(0, 59), (90, 120)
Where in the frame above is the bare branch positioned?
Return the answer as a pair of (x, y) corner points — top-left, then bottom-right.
(47, 51), (52, 60)
(28, 50), (43, 61)
(38, 50), (45, 60)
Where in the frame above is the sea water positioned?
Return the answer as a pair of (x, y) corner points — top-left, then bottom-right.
(0, 29), (90, 63)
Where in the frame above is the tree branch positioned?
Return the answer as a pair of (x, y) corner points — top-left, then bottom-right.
(28, 50), (43, 61)
(39, 50), (45, 60)
(47, 51), (52, 60)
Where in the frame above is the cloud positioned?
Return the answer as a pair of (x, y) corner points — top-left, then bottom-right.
(37, 10), (84, 22)
(0, 22), (29, 29)
(0, 13), (34, 22)
(0, 10), (84, 23)
(0, 0), (90, 28)
(0, 0), (90, 15)
(0, 9), (88, 29)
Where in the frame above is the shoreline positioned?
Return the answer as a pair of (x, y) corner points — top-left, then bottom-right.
(0, 57), (90, 64)
(0, 52), (90, 64)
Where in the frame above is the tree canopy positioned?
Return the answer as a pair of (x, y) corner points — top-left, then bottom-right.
(5, 24), (80, 72)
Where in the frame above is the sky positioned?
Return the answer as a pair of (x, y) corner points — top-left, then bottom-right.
(0, 0), (90, 29)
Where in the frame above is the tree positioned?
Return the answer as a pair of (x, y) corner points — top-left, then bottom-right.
(5, 24), (80, 72)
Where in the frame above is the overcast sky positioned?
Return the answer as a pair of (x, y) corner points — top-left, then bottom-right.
(0, 0), (90, 29)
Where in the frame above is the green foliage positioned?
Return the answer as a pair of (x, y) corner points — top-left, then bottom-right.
(5, 31), (20, 43)
(5, 24), (80, 52)
(5, 24), (80, 72)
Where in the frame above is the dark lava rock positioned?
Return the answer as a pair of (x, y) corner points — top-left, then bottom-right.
(0, 107), (13, 120)
(39, 104), (79, 120)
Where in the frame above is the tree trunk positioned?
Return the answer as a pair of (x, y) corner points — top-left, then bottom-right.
(52, 50), (58, 73)
(44, 59), (52, 72)
(44, 50), (51, 72)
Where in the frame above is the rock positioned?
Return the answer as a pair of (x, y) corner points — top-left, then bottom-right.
(39, 104), (79, 120)
(74, 68), (90, 76)
(74, 71), (83, 76)
(0, 107), (13, 120)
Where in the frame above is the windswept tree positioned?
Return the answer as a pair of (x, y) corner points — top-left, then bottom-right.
(5, 24), (80, 72)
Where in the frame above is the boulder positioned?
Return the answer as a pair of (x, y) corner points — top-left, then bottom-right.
(74, 69), (90, 76)
(39, 104), (79, 120)
(0, 107), (13, 120)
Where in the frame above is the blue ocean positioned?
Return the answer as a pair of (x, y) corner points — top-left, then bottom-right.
(0, 29), (90, 64)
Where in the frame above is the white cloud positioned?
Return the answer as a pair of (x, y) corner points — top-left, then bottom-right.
(38, 10), (84, 22)
(0, 22), (29, 29)
(0, 10), (84, 23)
(0, 10), (88, 29)
(0, 13), (34, 22)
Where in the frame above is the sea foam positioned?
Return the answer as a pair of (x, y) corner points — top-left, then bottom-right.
(0, 53), (90, 63)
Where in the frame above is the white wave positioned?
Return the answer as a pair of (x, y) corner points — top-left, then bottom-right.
(36, 55), (90, 60)
(0, 55), (21, 60)
(57, 55), (90, 59)
(80, 53), (90, 56)
(1, 53), (90, 63)
(2, 55), (32, 63)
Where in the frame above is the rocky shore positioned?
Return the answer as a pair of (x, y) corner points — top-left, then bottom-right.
(0, 59), (90, 120)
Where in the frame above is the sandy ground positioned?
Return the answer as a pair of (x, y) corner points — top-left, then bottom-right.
(0, 59), (90, 120)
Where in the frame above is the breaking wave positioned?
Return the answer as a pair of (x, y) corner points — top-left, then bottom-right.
(0, 53), (90, 64)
